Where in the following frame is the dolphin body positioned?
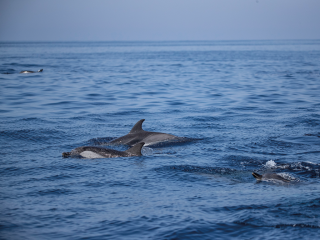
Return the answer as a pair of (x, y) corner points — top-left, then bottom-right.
(20, 69), (43, 73)
(62, 142), (145, 159)
(109, 119), (178, 146)
(252, 172), (290, 183)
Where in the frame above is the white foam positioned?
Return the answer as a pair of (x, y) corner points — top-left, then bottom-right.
(306, 161), (318, 165)
(80, 151), (104, 159)
(141, 146), (153, 156)
(265, 160), (276, 168)
(278, 172), (296, 181)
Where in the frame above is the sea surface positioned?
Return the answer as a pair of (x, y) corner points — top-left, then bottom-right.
(1, 40), (320, 239)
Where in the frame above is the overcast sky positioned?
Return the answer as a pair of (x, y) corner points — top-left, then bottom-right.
(0, 0), (319, 41)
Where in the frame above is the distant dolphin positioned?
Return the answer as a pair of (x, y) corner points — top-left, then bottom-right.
(252, 172), (290, 183)
(109, 119), (178, 146)
(62, 142), (145, 159)
(20, 69), (43, 73)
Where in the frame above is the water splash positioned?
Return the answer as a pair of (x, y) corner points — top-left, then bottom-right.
(265, 159), (277, 169)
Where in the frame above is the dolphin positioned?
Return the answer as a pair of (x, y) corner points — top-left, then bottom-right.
(109, 119), (178, 146)
(20, 69), (43, 73)
(62, 142), (145, 159)
(252, 172), (290, 183)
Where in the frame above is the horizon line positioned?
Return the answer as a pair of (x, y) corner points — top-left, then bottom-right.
(0, 39), (320, 43)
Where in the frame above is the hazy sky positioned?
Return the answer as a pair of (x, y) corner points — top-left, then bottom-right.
(0, 0), (319, 41)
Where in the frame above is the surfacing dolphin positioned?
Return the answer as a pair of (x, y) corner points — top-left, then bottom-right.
(109, 119), (179, 146)
(62, 142), (145, 159)
(20, 69), (43, 73)
(252, 172), (290, 183)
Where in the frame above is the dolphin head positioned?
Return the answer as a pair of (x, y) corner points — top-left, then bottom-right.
(252, 172), (263, 181)
(62, 152), (71, 158)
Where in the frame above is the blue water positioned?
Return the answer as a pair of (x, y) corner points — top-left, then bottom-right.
(1, 40), (320, 239)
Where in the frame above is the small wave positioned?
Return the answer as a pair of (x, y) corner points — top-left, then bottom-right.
(277, 223), (320, 229)
(3, 62), (42, 67)
(0, 109), (11, 113)
(281, 162), (320, 179)
(155, 165), (238, 175)
(223, 155), (265, 170)
(153, 165), (253, 183)
(235, 220), (320, 229)
(0, 128), (66, 144)
(304, 132), (320, 137)
(29, 188), (76, 197)
(43, 101), (77, 106)
(1, 68), (16, 74)
(271, 161), (320, 173)
(146, 137), (197, 148)
(87, 137), (115, 145)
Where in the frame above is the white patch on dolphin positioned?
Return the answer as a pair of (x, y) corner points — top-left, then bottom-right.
(20, 69), (43, 73)
(80, 151), (105, 159)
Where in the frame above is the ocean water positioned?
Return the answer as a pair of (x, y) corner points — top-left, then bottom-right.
(1, 40), (320, 239)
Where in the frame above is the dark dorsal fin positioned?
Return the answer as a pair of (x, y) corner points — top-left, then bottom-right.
(129, 119), (145, 133)
(252, 172), (262, 180)
(125, 142), (145, 156)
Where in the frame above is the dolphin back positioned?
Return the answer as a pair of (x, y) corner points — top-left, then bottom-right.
(252, 172), (291, 183)
(110, 119), (178, 146)
(125, 142), (145, 156)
